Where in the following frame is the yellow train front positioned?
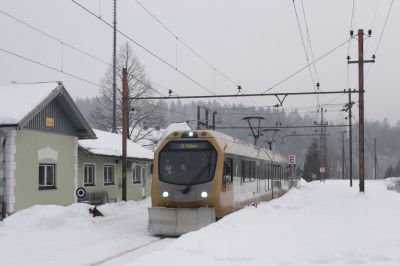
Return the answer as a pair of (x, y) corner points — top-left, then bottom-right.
(148, 130), (293, 236)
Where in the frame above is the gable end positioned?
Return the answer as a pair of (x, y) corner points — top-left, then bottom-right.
(23, 98), (78, 136)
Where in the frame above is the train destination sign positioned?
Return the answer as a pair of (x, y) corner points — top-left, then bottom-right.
(169, 142), (209, 150)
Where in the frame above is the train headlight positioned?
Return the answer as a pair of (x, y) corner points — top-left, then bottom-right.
(188, 131), (194, 137)
(162, 191), (169, 198)
(201, 191), (208, 198)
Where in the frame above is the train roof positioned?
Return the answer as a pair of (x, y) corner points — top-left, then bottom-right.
(164, 130), (288, 164)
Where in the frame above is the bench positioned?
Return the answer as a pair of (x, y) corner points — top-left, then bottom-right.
(78, 191), (116, 205)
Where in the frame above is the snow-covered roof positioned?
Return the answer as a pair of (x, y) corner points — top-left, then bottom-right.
(0, 82), (60, 125)
(79, 129), (153, 160)
(0, 81), (95, 139)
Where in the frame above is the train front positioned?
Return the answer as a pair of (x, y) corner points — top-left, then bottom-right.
(148, 130), (220, 236)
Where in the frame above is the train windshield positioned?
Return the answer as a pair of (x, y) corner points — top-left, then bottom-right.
(159, 141), (217, 185)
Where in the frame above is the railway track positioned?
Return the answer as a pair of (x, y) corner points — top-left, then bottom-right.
(90, 237), (173, 266)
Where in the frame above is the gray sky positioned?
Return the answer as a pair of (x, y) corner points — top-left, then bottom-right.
(0, 0), (399, 124)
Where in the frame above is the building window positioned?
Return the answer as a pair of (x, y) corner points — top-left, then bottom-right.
(39, 164), (56, 189)
(84, 164), (95, 186)
(133, 165), (141, 183)
(104, 165), (114, 185)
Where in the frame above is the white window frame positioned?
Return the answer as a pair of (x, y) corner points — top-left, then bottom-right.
(104, 165), (115, 185)
(133, 165), (141, 183)
(39, 164), (56, 189)
(84, 164), (95, 186)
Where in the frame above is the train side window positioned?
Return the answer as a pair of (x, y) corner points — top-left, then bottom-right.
(251, 161), (256, 181)
(223, 158), (233, 186)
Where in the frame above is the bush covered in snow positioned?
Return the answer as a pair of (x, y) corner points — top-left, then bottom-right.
(385, 177), (400, 192)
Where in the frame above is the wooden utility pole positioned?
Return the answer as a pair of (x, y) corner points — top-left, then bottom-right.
(348, 89), (353, 187)
(122, 68), (128, 201)
(348, 29), (375, 192)
(319, 108), (326, 182)
(357, 29), (365, 192)
(374, 138), (377, 180)
(342, 131), (346, 179)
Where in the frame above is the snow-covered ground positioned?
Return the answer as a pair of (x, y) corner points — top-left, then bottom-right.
(1, 180), (400, 266)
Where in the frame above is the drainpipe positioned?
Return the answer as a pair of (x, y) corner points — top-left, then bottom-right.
(1, 134), (6, 219)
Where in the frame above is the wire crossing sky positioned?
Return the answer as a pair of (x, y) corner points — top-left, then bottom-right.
(0, 0), (398, 123)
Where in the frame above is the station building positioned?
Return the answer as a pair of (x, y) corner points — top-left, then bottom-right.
(78, 129), (153, 203)
(0, 82), (153, 218)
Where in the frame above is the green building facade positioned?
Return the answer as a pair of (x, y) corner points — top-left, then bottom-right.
(1, 82), (153, 218)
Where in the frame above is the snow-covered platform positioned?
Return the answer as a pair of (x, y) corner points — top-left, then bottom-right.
(1, 180), (400, 266)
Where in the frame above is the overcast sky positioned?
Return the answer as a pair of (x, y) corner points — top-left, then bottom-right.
(0, 0), (398, 124)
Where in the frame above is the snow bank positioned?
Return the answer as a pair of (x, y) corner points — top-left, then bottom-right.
(385, 177), (400, 192)
(2, 204), (94, 231)
(1, 181), (400, 266)
(132, 180), (400, 266)
(0, 200), (157, 266)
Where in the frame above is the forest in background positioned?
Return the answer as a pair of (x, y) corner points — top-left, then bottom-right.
(75, 97), (400, 179)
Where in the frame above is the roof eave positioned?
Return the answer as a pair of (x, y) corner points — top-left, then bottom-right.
(78, 146), (152, 161)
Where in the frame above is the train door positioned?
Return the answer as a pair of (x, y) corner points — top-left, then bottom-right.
(223, 158), (233, 189)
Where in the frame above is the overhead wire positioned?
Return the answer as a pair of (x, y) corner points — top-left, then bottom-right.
(132, 0), (239, 88)
(0, 47), (105, 88)
(365, 0), (395, 79)
(347, 0), (357, 89)
(262, 38), (352, 94)
(131, 0), (263, 125)
(369, 0), (381, 30)
(69, 0), (230, 106)
(300, 0), (320, 84)
(131, 0), (261, 108)
(292, 0), (319, 107)
(0, 8), (171, 98)
(0, 46), (168, 99)
(0, 9), (110, 66)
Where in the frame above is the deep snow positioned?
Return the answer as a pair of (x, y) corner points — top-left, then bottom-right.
(1, 180), (399, 266)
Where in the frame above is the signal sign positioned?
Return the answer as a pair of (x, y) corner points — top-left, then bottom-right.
(320, 167), (326, 173)
(288, 155), (296, 166)
(76, 187), (86, 198)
